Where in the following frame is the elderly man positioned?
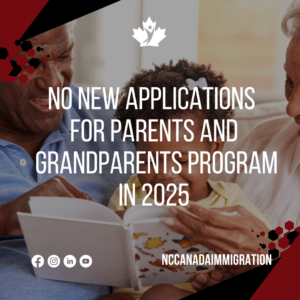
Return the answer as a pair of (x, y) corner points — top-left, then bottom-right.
(0, 23), (132, 299)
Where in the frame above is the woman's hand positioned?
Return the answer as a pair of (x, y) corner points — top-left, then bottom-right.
(163, 203), (270, 277)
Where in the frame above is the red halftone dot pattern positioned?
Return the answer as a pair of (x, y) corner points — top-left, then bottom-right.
(41, 43), (43, 46)
(266, 220), (300, 261)
(278, 237), (289, 250)
(27, 49), (35, 57)
(260, 231), (265, 237)
(0, 0), (48, 82)
(27, 66), (35, 74)
(16, 55), (27, 67)
(258, 248), (260, 251)
(251, 230), (254, 232)
(275, 227), (283, 235)
(54, 57), (57, 60)
(18, 74), (28, 84)
(268, 242), (276, 250)
(42, 58), (47, 63)
(285, 221), (294, 231)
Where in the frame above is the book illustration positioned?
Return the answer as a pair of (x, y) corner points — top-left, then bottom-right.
(186, 247), (199, 253)
(172, 236), (198, 248)
(132, 232), (148, 240)
(143, 237), (167, 249)
(135, 254), (140, 262)
(164, 249), (178, 254)
(196, 266), (209, 271)
(149, 259), (185, 273)
(134, 245), (155, 257)
(139, 268), (149, 272)
(138, 274), (147, 281)
(131, 224), (215, 286)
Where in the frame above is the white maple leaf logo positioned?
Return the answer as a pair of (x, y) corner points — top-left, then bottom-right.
(133, 17), (166, 47)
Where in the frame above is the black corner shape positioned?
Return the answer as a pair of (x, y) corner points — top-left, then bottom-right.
(9, 61), (22, 77)
(20, 0), (120, 41)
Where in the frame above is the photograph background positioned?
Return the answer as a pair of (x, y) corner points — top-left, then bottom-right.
(72, 0), (293, 143)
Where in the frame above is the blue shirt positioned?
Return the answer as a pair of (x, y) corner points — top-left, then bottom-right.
(0, 84), (134, 299)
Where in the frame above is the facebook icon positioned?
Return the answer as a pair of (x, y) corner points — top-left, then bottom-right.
(31, 255), (44, 268)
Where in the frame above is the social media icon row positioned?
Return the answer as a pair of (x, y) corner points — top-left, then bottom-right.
(31, 255), (92, 268)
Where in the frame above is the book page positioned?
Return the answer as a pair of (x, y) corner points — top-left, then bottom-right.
(129, 219), (215, 287)
(17, 212), (131, 287)
(29, 197), (122, 223)
(123, 205), (173, 225)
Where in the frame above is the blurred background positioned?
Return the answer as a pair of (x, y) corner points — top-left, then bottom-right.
(73, 0), (293, 103)
(72, 0), (294, 140)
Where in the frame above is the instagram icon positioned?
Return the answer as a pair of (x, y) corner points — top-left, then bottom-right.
(48, 255), (60, 268)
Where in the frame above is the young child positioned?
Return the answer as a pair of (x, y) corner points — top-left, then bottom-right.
(100, 59), (271, 300)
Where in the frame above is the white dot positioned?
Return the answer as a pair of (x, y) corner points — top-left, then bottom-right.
(64, 255), (76, 268)
(19, 159), (27, 167)
(79, 255), (92, 268)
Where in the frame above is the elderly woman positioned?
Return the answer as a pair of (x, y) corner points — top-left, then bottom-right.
(163, 0), (300, 291)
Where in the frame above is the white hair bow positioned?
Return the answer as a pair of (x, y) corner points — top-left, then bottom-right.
(186, 77), (208, 90)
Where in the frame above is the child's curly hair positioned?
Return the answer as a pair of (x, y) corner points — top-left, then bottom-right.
(115, 59), (235, 143)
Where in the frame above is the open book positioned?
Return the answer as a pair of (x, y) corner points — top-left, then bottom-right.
(17, 197), (216, 290)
